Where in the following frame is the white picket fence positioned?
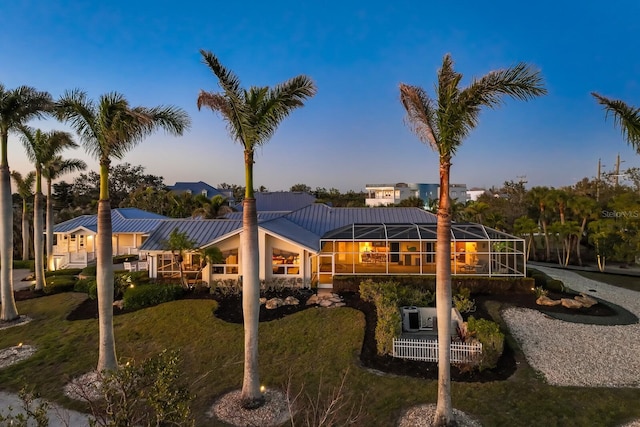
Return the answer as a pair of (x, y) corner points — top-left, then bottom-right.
(392, 338), (482, 363)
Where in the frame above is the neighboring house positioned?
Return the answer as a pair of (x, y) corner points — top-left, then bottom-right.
(467, 187), (488, 201)
(139, 204), (526, 289)
(51, 208), (168, 269)
(365, 183), (468, 208)
(233, 191), (316, 213)
(168, 181), (234, 204)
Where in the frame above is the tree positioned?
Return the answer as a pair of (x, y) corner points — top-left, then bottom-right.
(198, 49), (316, 408)
(43, 155), (87, 270)
(527, 186), (552, 261)
(513, 216), (539, 261)
(567, 195), (598, 266)
(399, 54), (545, 426)
(191, 194), (232, 219)
(164, 228), (196, 288)
(20, 127), (77, 289)
(10, 170), (35, 261)
(0, 84), (52, 321)
(290, 183), (311, 193)
(56, 89), (190, 371)
(592, 93), (640, 153)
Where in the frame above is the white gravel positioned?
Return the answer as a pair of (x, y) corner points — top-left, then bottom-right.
(503, 266), (640, 388)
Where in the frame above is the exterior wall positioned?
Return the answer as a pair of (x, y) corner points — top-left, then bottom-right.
(366, 182), (468, 208)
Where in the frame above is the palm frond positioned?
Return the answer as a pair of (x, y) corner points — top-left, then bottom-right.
(0, 86), (52, 130)
(399, 83), (439, 150)
(592, 92), (640, 152)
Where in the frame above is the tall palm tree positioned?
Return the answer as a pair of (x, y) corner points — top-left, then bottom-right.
(592, 93), (640, 153)
(20, 127), (77, 290)
(10, 170), (35, 261)
(399, 54), (545, 426)
(198, 49), (316, 408)
(56, 89), (190, 371)
(0, 84), (52, 321)
(43, 155), (87, 270)
(527, 186), (552, 261)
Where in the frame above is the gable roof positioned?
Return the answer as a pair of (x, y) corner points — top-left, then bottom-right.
(168, 181), (227, 199)
(235, 192), (316, 212)
(139, 219), (243, 250)
(53, 208), (168, 234)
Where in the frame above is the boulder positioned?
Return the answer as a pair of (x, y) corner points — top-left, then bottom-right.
(259, 297), (267, 305)
(319, 299), (333, 307)
(575, 293), (598, 308)
(113, 300), (124, 309)
(561, 298), (583, 309)
(284, 296), (299, 306)
(265, 298), (284, 309)
(306, 295), (319, 305)
(536, 295), (561, 306)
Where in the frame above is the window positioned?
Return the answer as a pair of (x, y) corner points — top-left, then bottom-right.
(212, 249), (239, 274)
(272, 248), (300, 275)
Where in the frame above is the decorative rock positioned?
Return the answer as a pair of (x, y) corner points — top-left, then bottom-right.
(113, 300), (124, 309)
(306, 295), (318, 305)
(319, 299), (333, 307)
(265, 298), (284, 309)
(259, 297), (267, 305)
(561, 298), (583, 309)
(575, 293), (598, 308)
(283, 296), (299, 306)
(536, 295), (562, 306)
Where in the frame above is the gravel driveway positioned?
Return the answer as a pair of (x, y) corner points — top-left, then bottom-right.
(503, 266), (640, 388)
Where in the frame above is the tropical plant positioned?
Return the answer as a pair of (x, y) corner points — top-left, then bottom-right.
(399, 54), (545, 425)
(10, 170), (35, 261)
(527, 186), (552, 261)
(592, 92), (640, 153)
(164, 228), (196, 288)
(56, 89), (190, 371)
(513, 216), (539, 260)
(198, 49), (316, 408)
(0, 84), (52, 321)
(191, 194), (232, 218)
(19, 127), (77, 289)
(43, 155), (87, 270)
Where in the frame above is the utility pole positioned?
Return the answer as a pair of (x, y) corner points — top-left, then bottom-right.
(615, 153), (625, 187)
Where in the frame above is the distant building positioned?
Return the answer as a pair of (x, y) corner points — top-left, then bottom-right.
(467, 188), (488, 202)
(365, 183), (468, 208)
(168, 181), (234, 203)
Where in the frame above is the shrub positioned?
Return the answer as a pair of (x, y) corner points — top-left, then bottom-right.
(335, 275), (533, 294)
(80, 265), (97, 277)
(454, 287), (476, 314)
(123, 284), (184, 311)
(113, 254), (139, 264)
(44, 275), (77, 294)
(466, 316), (504, 371)
(13, 260), (34, 271)
(74, 277), (96, 294)
(359, 280), (403, 356)
(46, 268), (83, 277)
(527, 268), (566, 293)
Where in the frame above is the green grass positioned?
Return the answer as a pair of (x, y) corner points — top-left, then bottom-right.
(576, 271), (640, 292)
(1, 293), (640, 426)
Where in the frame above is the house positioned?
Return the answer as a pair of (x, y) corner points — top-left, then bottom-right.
(51, 208), (168, 269)
(139, 204), (526, 289)
(167, 181), (234, 203)
(365, 183), (468, 209)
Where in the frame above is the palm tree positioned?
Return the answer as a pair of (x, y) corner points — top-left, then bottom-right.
(10, 171), (35, 261)
(399, 54), (545, 426)
(191, 194), (232, 218)
(43, 155), (87, 270)
(198, 49), (316, 408)
(19, 127), (77, 290)
(0, 84), (52, 321)
(592, 93), (640, 153)
(527, 186), (552, 261)
(56, 89), (190, 371)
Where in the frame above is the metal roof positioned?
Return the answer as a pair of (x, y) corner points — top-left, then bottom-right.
(53, 208), (167, 234)
(259, 217), (322, 252)
(140, 219), (243, 251)
(223, 211), (289, 222)
(235, 192), (316, 212)
(281, 204), (437, 237)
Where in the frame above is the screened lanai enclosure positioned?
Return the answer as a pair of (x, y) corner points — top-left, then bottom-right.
(314, 223), (526, 286)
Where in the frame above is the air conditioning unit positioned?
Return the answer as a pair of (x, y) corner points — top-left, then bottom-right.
(401, 306), (419, 332)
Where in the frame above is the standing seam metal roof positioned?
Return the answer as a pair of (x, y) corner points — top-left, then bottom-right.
(53, 209), (168, 234)
(139, 219), (243, 250)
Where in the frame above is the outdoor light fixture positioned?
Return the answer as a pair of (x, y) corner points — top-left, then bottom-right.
(260, 385), (266, 393)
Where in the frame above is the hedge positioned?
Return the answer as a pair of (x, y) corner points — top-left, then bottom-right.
(44, 275), (77, 294)
(335, 275), (533, 294)
(123, 284), (184, 311)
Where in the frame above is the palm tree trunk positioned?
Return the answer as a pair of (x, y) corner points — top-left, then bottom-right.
(96, 163), (117, 372)
(33, 191), (45, 290)
(22, 198), (29, 261)
(541, 217), (550, 262)
(0, 161), (19, 321)
(240, 149), (263, 408)
(46, 179), (55, 270)
(434, 156), (453, 426)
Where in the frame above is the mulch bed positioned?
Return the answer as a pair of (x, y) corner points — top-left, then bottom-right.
(22, 285), (635, 383)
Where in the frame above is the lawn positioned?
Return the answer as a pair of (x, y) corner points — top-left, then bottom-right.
(1, 292), (640, 426)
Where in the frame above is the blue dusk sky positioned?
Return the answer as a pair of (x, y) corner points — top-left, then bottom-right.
(2, 0), (640, 193)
